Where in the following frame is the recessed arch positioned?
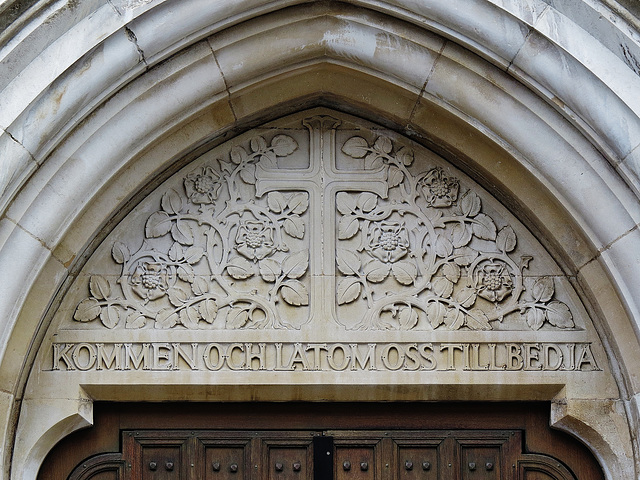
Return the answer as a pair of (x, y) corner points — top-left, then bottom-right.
(1, 1), (640, 479)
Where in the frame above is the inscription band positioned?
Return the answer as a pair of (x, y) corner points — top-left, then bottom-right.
(51, 342), (600, 372)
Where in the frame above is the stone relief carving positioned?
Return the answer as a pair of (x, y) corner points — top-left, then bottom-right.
(72, 115), (574, 331)
(336, 135), (574, 331)
(74, 134), (310, 329)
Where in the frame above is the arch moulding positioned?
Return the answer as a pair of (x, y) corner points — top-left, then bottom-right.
(1, 1), (640, 479)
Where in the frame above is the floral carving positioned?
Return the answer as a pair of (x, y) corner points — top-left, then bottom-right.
(366, 222), (410, 263)
(418, 167), (459, 207)
(73, 134), (308, 329)
(337, 134), (575, 331)
(473, 260), (514, 302)
(130, 261), (171, 301)
(184, 166), (222, 204)
(235, 220), (276, 261)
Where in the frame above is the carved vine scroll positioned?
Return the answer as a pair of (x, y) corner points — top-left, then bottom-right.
(72, 115), (574, 331)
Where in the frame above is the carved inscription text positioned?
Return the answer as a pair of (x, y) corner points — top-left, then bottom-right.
(51, 342), (599, 372)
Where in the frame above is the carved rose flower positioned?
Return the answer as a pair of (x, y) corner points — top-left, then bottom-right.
(474, 261), (514, 302)
(184, 166), (222, 204)
(235, 220), (276, 261)
(419, 167), (459, 207)
(366, 221), (410, 263)
(130, 262), (170, 301)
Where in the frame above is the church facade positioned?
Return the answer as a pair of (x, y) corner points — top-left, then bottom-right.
(1, 1), (640, 478)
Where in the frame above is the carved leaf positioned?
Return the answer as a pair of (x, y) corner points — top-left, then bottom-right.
(357, 192), (378, 213)
(227, 307), (249, 329)
(288, 193), (308, 214)
(100, 305), (120, 329)
(145, 211), (173, 238)
(398, 307), (419, 330)
(532, 276), (555, 303)
(260, 150), (277, 168)
(426, 302), (446, 328)
(435, 235), (454, 258)
(250, 135), (268, 152)
(336, 248), (361, 275)
(453, 286), (477, 308)
(338, 215), (360, 240)
(392, 261), (418, 285)
(461, 191), (481, 217)
(125, 312), (146, 329)
(171, 220), (194, 245)
(191, 276), (209, 295)
(282, 250), (309, 279)
(74, 298), (101, 322)
(526, 307), (546, 330)
(184, 246), (204, 265)
(467, 309), (491, 330)
(230, 145), (248, 164)
(342, 136), (370, 158)
(374, 136), (393, 154)
(89, 275), (111, 300)
(259, 258), (282, 282)
(336, 192), (357, 215)
(112, 242), (130, 264)
(444, 308), (465, 330)
(168, 286), (190, 307)
(396, 146), (414, 166)
(227, 257), (255, 279)
(239, 163), (256, 185)
(364, 152), (384, 170)
(199, 299), (218, 323)
(364, 260), (390, 283)
(451, 222), (472, 248)
(337, 277), (362, 305)
(454, 247), (478, 266)
(281, 279), (309, 306)
(177, 265), (195, 283)
(385, 166), (403, 189)
(426, 212), (445, 231)
(168, 242), (184, 262)
(161, 189), (183, 214)
(496, 225), (517, 253)
(432, 277), (454, 298)
(472, 213), (497, 240)
(271, 134), (298, 156)
(267, 191), (287, 213)
(442, 263), (461, 283)
(155, 309), (179, 329)
(283, 216), (305, 239)
(179, 307), (200, 329)
(546, 301), (574, 328)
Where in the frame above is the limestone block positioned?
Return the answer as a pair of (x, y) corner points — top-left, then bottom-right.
(551, 397), (635, 479)
(0, 224), (50, 364)
(0, 131), (36, 214)
(12, 393), (92, 480)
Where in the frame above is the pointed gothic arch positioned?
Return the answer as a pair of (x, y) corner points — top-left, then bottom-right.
(1, 1), (640, 479)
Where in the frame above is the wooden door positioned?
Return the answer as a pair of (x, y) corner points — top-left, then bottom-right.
(39, 403), (603, 480)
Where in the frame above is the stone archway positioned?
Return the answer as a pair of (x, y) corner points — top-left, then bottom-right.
(1, 2), (640, 479)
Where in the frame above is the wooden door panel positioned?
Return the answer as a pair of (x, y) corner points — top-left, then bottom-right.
(205, 446), (250, 480)
(262, 434), (314, 480)
(334, 447), (376, 480)
(459, 447), (500, 480)
(56, 415), (594, 480)
(394, 446), (440, 480)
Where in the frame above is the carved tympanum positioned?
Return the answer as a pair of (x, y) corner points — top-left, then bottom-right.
(72, 115), (574, 331)
(336, 135), (573, 331)
(74, 134), (310, 329)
